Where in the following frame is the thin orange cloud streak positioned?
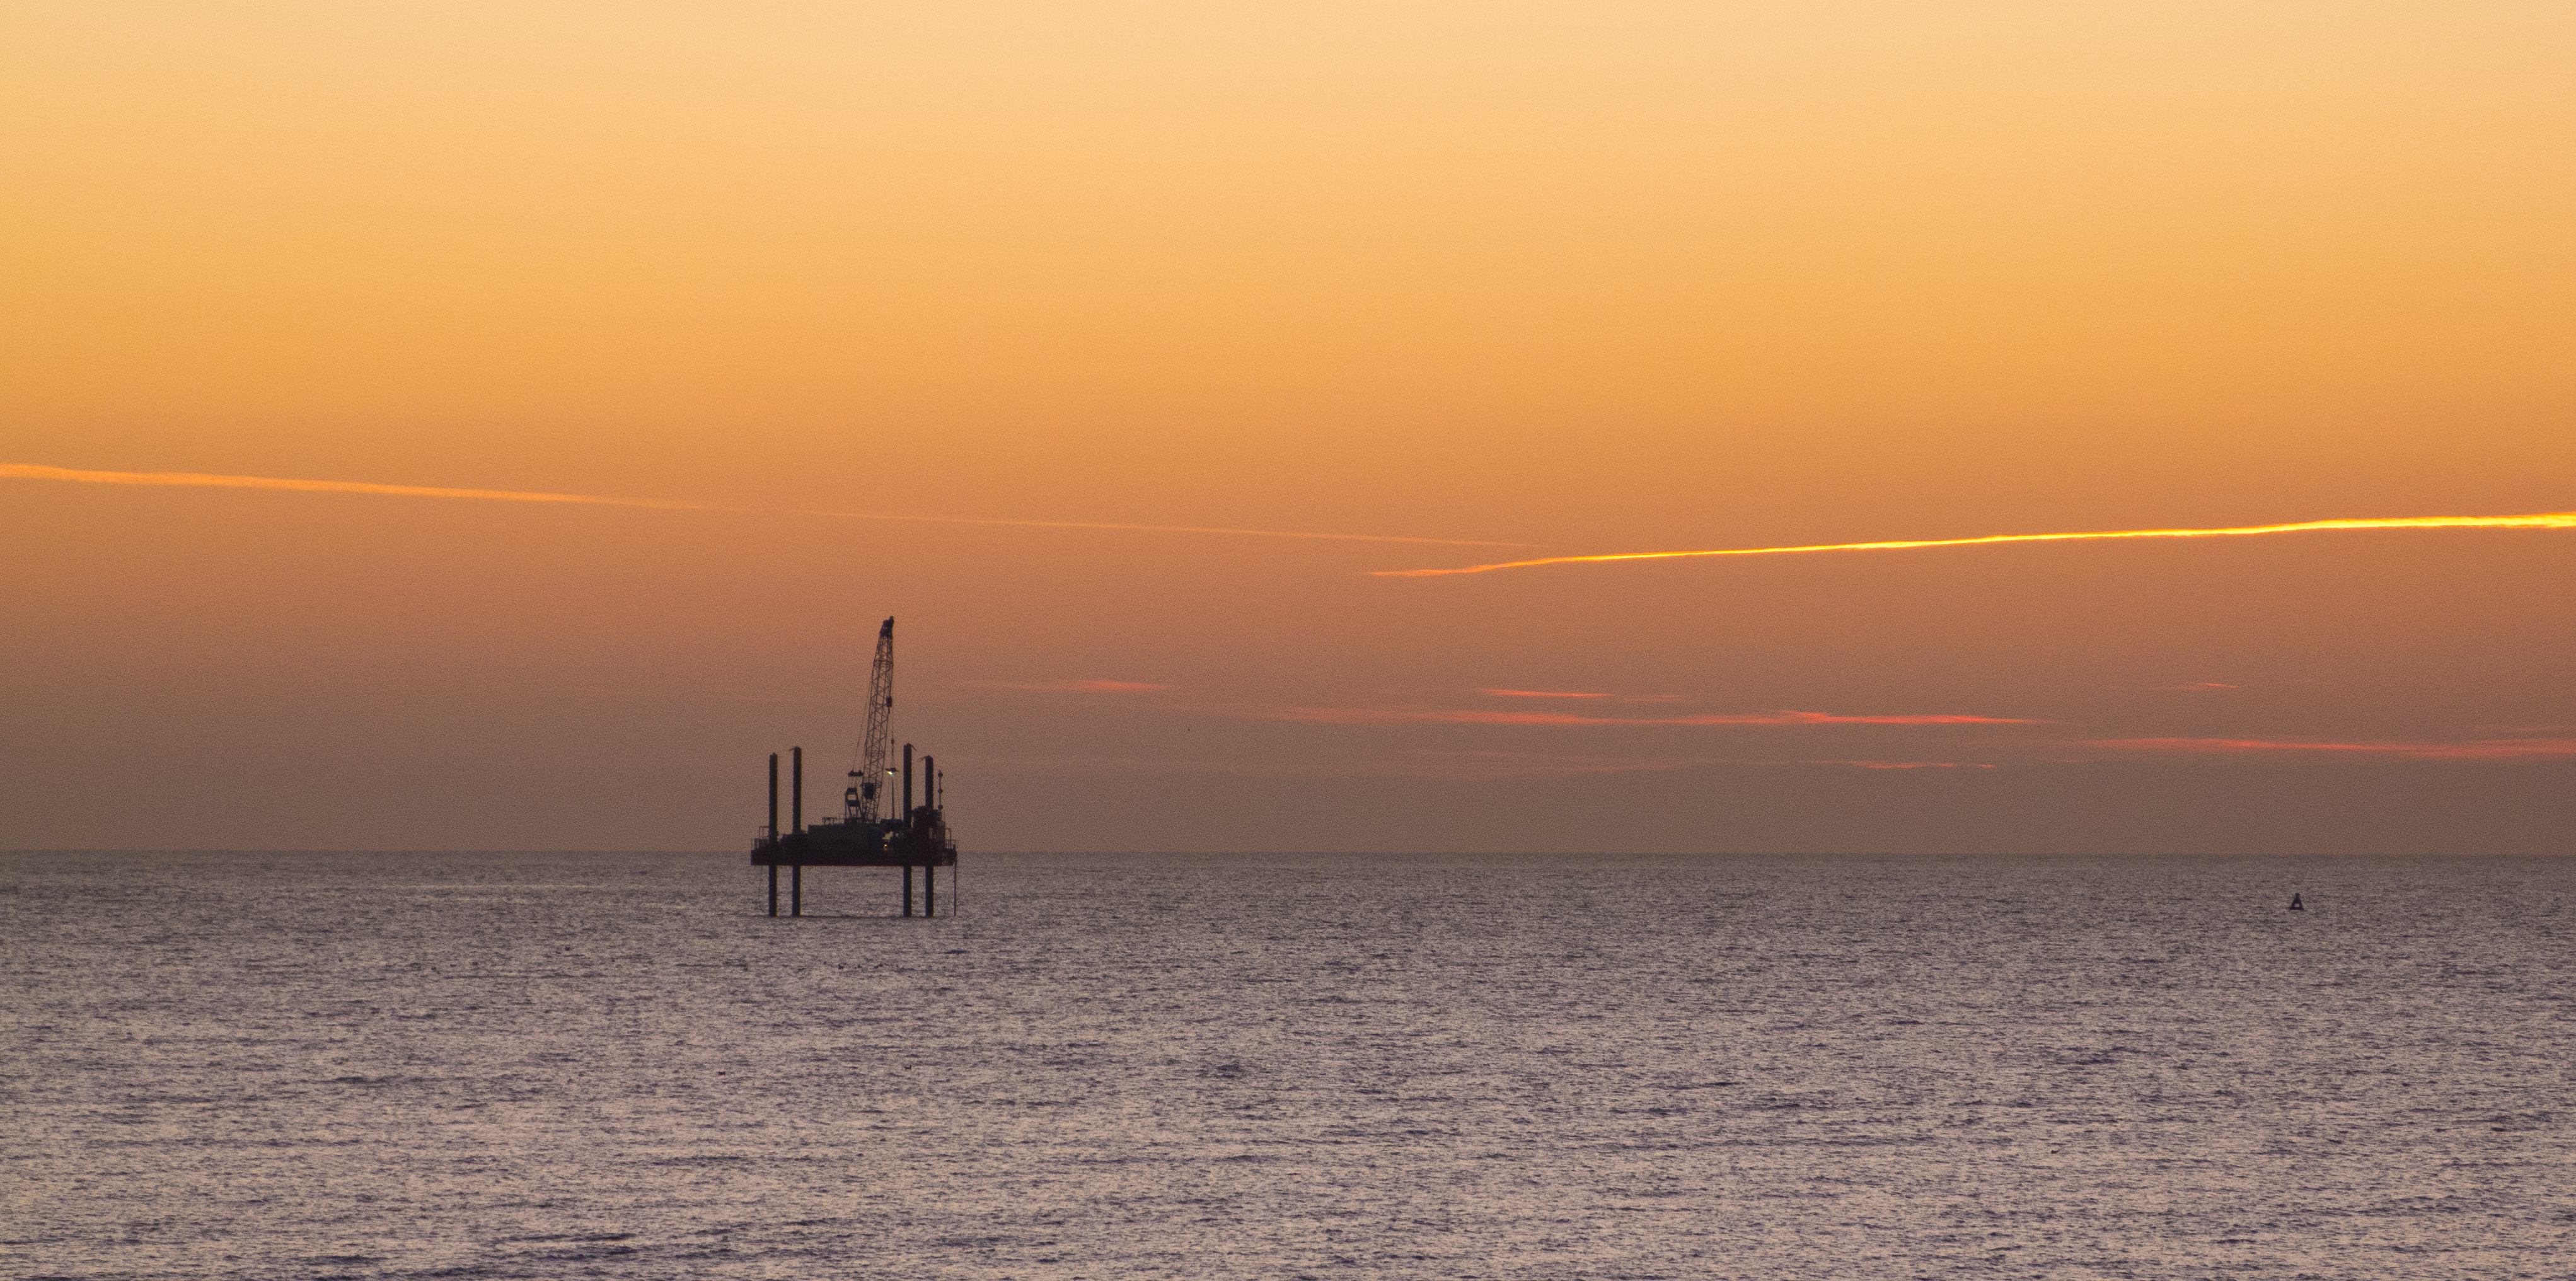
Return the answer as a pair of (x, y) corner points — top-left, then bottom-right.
(1478, 688), (1610, 698)
(2094, 736), (2576, 760)
(2, 462), (715, 511)
(1278, 707), (2035, 727)
(1376, 511), (2576, 576)
(2, 463), (1523, 547)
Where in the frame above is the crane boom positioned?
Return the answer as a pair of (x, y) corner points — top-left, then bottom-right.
(846, 617), (896, 822)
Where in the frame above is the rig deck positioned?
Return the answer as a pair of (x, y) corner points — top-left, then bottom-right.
(751, 739), (956, 917)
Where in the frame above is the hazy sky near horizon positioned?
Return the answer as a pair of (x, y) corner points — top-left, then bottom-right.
(6, 1), (2572, 852)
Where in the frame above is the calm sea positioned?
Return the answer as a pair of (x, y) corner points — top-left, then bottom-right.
(4, 850), (2570, 1279)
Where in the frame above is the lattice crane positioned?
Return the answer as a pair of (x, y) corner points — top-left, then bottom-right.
(845, 617), (896, 823)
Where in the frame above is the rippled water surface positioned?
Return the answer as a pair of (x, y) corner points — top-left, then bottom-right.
(6, 851), (2572, 1279)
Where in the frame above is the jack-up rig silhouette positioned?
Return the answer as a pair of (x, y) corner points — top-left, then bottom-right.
(751, 617), (957, 917)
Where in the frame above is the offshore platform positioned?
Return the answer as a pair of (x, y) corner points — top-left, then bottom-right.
(751, 617), (957, 917)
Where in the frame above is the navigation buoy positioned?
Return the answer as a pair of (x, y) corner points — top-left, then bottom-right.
(2288, 893), (2304, 911)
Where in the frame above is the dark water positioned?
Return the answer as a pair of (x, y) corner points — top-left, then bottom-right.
(5, 851), (2571, 1279)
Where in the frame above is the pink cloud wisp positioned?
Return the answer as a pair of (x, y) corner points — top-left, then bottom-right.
(1278, 707), (2036, 727)
(2094, 736), (2576, 760)
(983, 680), (1170, 693)
(1826, 760), (1998, 770)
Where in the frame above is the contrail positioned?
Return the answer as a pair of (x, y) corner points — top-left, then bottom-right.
(1, 463), (720, 510)
(1376, 511), (2576, 576)
(2, 463), (1525, 548)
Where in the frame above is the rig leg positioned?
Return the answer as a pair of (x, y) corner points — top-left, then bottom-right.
(925, 865), (936, 918)
(903, 866), (915, 918)
(768, 864), (778, 917)
(791, 865), (802, 917)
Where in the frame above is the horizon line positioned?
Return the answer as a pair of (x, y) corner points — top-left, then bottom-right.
(0, 846), (2511, 857)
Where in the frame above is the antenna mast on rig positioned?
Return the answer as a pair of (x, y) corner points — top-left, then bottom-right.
(845, 617), (896, 822)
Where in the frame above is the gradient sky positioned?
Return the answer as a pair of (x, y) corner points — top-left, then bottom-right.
(6, 1), (2572, 853)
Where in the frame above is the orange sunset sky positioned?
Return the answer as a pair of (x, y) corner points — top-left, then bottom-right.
(5, 2), (2572, 852)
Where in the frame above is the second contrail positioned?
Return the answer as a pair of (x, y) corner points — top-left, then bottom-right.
(1375, 511), (2576, 577)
